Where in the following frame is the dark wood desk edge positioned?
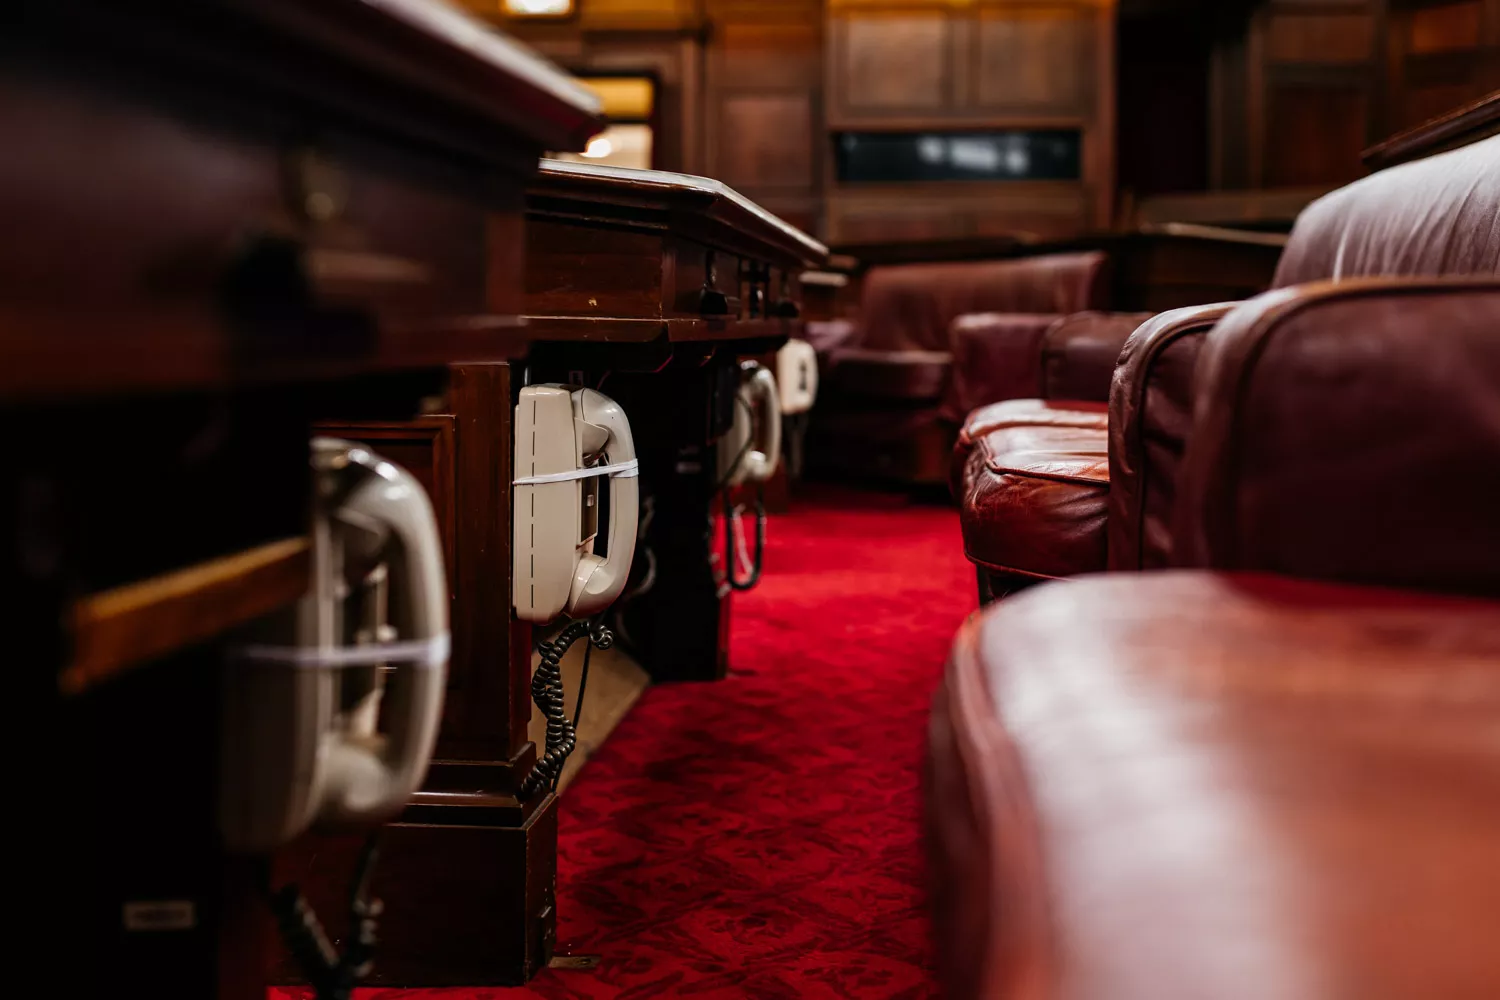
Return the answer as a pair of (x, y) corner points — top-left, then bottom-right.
(530, 161), (829, 270)
(28, 0), (605, 157)
(1362, 89), (1500, 170)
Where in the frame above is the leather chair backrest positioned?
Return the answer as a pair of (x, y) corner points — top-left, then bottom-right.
(1274, 133), (1500, 287)
(858, 252), (1110, 353)
(1174, 279), (1500, 597)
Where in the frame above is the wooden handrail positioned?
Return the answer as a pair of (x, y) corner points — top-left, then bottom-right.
(1363, 90), (1500, 171)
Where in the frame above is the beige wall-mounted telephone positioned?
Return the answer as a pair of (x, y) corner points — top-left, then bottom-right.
(220, 438), (449, 854)
(776, 339), (819, 417)
(718, 361), (783, 487)
(513, 385), (639, 624)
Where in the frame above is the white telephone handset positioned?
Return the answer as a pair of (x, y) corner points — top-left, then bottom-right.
(718, 361), (783, 487)
(513, 385), (639, 624)
(776, 339), (819, 417)
(220, 438), (449, 854)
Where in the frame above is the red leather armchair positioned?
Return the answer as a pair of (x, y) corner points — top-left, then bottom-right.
(928, 279), (1500, 1000)
(806, 252), (1110, 485)
(952, 131), (1500, 595)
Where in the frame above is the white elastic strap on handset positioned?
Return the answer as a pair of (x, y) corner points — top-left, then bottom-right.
(513, 386), (639, 623)
(220, 439), (449, 853)
(723, 362), (782, 487)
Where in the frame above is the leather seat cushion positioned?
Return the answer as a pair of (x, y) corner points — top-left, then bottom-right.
(825, 347), (952, 401)
(928, 572), (1500, 1000)
(953, 400), (1109, 579)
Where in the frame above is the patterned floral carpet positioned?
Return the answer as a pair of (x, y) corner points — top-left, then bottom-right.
(275, 487), (974, 999)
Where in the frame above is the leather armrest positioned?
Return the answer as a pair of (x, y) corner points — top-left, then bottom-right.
(1040, 311), (1154, 402)
(1106, 302), (1238, 571)
(1174, 278), (1500, 596)
(942, 312), (1064, 423)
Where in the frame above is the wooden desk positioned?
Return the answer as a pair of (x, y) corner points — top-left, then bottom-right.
(12, 3), (600, 997)
(286, 160), (827, 986)
(523, 160), (829, 684)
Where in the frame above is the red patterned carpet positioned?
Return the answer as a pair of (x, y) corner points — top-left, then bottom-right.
(274, 487), (974, 999)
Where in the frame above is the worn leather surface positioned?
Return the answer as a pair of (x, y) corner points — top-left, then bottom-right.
(860, 252), (1110, 353)
(929, 571), (1500, 1000)
(1041, 311), (1153, 402)
(1106, 303), (1237, 570)
(943, 313), (1065, 422)
(1275, 132), (1500, 287)
(943, 311), (1151, 425)
(1175, 279), (1500, 595)
(952, 403), (1110, 579)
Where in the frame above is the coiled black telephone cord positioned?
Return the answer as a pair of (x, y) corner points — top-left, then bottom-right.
(519, 617), (613, 799)
(266, 831), (382, 1000)
(721, 488), (767, 592)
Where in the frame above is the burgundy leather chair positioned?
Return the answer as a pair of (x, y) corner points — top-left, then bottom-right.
(806, 253), (1109, 485)
(954, 131), (1500, 596)
(928, 279), (1500, 1000)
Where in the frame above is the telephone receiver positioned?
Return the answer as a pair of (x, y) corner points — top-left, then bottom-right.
(718, 361), (783, 487)
(775, 339), (818, 480)
(220, 438), (449, 854)
(513, 385), (640, 624)
(776, 339), (819, 417)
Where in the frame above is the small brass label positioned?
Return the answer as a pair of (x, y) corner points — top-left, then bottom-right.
(549, 954), (602, 971)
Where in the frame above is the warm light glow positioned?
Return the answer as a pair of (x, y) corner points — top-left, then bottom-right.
(575, 77), (655, 121)
(580, 136), (614, 159)
(504, 0), (574, 16)
(550, 124), (653, 170)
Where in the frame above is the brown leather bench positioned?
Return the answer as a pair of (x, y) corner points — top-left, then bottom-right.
(952, 132), (1500, 597)
(807, 252), (1110, 484)
(928, 278), (1500, 1000)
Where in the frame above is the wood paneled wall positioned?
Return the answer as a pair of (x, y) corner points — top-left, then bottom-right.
(823, 0), (1117, 244)
(704, 0), (825, 235)
(1211, 0), (1383, 191)
(1383, 0), (1500, 131)
(479, 0), (1496, 244)
(486, 0), (706, 174)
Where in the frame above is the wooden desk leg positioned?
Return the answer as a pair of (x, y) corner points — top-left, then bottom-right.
(618, 441), (732, 683)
